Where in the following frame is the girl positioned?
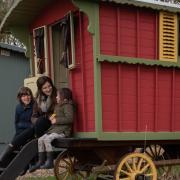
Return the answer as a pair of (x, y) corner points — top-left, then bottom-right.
(14, 87), (34, 136)
(0, 76), (57, 168)
(29, 88), (74, 171)
(0, 87), (34, 167)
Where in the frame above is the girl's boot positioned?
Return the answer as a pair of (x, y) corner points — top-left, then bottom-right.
(40, 152), (53, 169)
(29, 152), (46, 172)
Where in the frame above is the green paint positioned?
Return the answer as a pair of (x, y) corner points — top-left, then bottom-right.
(74, 132), (98, 138)
(72, 0), (97, 34)
(72, 0), (102, 138)
(98, 132), (180, 140)
(99, 54), (180, 68)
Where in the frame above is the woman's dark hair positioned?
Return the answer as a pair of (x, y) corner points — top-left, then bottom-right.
(59, 88), (72, 101)
(36, 76), (57, 110)
(36, 76), (57, 98)
(17, 87), (33, 103)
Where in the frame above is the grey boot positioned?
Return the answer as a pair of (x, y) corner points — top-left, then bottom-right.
(0, 145), (14, 167)
(40, 152), (54, 169)
(29, 152), (46, 172)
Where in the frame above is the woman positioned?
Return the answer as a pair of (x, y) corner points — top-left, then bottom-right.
(0, 76), (57, 168)
(32, 75), (57, 137)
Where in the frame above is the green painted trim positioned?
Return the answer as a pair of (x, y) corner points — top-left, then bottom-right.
(74, 132), (98, 138)
(98, 132), (180, 140)
(72, 0), (98, 34)
(72, 0), (102, 138)
(99, 55), (180, 68)
(92, 5), (102, 138)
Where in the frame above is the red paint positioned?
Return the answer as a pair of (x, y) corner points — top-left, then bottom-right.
(30, 1), (95, 132)
(71, 13), (95, 132)
(101, 62), (180, 132)
(100, 3), (158, 59)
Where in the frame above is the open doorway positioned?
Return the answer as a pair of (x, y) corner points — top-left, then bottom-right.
(51, 21), (69, 89)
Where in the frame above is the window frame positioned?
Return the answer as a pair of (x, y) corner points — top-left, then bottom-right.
(32, 25), (49, 76)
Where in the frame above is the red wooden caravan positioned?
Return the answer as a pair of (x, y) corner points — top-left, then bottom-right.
(1, 0), (180, 179)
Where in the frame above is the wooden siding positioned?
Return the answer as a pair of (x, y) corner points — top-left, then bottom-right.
(30, 2), (95, 132)
(99, 3), (158, 59)
(101, 62), (180, 132)
(70, 13), (95, 132)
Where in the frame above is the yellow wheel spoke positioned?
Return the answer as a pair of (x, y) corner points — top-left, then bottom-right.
(125, 162), (133, 173)
(137, 158), (143, 171)
(120, 169), (131, 176)
(59, 165), (67, 169)
(67, 154), (73, 165)
(62, 158), (71, 166)
(132, 157), (137, 171)
(145, 173), (153, 177)
(121, 178), (131, 180)
(139, 164), (150, 174)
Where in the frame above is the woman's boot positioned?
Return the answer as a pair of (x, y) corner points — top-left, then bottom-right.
(0, 144), (14, 167)
(40, 152), (54, 169)
(29, 152), (46, 172)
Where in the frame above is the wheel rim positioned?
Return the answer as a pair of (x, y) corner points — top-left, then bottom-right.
(115, 153), (157, 180)
(54, 150), (84, 180)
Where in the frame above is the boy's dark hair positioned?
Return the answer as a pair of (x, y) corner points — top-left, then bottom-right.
(59, 88), (72, 101)
(17, 87), (33, 103)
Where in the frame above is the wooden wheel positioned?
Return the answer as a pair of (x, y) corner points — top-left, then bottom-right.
(114, 152), (157, 180)
(54, 150), (85, 180)
(145, 145), (165, 160)
(145, 145), (171, 179)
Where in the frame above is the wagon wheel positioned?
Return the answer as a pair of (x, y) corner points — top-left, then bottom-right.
(114, 152), (157, 180)
(144, 144), (171, 179)
(54, 150), (85, 180)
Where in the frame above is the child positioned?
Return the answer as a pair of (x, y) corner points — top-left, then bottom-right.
(14, 87), (34, 136)
(29, 88), (74, 172)
(0, 86), (34, 167)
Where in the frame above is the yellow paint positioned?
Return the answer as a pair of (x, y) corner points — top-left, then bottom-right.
(159, 11), (178, 62)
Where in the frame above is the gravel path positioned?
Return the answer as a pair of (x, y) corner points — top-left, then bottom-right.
(16, 169), (55, 180)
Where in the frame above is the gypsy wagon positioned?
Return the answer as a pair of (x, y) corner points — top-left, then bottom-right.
(1, 0), (180, 179)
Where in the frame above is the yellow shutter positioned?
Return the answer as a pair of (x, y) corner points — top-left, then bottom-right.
(159, 11), (177, 62)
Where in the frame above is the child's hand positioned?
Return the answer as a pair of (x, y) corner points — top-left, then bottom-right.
(49, 113), (56, 121)
(51, 118), (57, 124)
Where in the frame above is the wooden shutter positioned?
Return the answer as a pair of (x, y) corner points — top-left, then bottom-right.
(159, 11), (177, 62)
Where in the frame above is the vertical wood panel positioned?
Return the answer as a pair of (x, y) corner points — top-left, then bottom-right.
(137, 65), (140, 131)
(154, 67), (158, 131)
(155, 12), (159, 59)
(100, 3), (158, 59)
(171, 68), (175, 131)
(79, 13), (87, 131)
(136, 10), (140, 57)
